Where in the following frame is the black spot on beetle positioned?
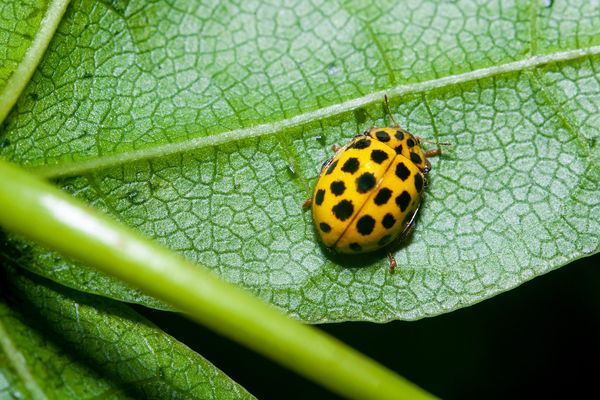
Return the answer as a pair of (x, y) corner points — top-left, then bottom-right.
(319, 222), (331, 233)
(395, 130), (404, 140)
(315, 189), (325, 205)
(341, 158), (359, 174)
(410, 152), (422, 165)
(395, 162), (410, 181)
(350, 138), (371, 149)
(325, 160), (338, 175)
(374, 187), (392, 205)
(370, 149), (389, 164)
(349, 242), (362, 251)
(382, 213), (396, 229)
(395, 191), (411, 212)
(332, 199), (354, 221)
(375, 130), (390, 142)
(414, 174), (423, 193)
(356, 172), (376, 193)
(356, 215), (375, 235)
(395, 145), (403, 155)
(407, 138), (415, 147)
(330, 180), (346, 196)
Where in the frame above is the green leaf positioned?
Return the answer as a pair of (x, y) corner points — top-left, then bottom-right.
(1, 0), (599, 322)
(0, 159), (435, 400)
(0, 0), (70, 124)
(1, 266), (254, 399)
(0, 0), (46, 88)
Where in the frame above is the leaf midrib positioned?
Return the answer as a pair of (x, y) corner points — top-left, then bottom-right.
(29, 44), (600, 179)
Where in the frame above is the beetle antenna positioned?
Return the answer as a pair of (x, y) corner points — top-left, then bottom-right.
(421, 138), (451, 147)
(383, 95), (398, 127)
(416, 135), (451, 146)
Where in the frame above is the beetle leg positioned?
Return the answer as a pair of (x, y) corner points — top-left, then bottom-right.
(396, 205), (419, 243)
(386, 206), (420, 273)
(397, 219), (416, 242)
(302, 198), (312, 210)
(424, 148), (442, 158)
(387, 252), (397, 273)
(331, 144), (341, 152)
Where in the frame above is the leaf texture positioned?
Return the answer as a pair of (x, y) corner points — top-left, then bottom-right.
(0, 267), (254, 399)
(0, 0), (598, 322)
(0, 0), (49, 90)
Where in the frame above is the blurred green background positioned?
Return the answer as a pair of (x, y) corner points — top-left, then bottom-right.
(137, 252), (599, 399)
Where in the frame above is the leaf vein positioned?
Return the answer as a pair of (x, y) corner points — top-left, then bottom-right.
(0, 0), (71, 125)
(363, 23), (397, 85)
(32, 44), (600, 179)
(528, 0), (539, 55)
(529, 69), (591, 155)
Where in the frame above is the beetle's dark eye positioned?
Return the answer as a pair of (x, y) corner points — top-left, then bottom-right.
(424, 159), (432, 173)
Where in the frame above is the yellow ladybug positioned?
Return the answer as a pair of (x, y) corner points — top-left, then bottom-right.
(306, 96), (443, 272)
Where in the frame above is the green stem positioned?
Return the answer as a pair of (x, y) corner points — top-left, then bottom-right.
(0, 159), (437, 400)
(0, 0), (71, 125)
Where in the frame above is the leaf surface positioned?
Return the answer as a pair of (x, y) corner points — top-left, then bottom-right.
(0, 0), (598, 322)
(0, 267), (254, 399)
(0, 0), (49, 89)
